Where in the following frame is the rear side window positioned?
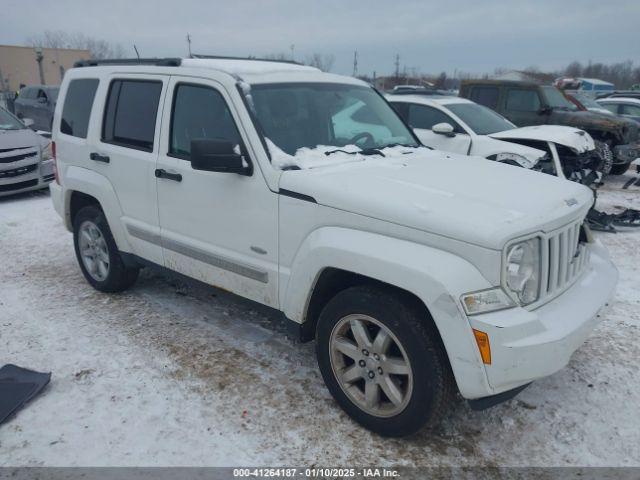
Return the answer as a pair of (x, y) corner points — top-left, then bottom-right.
(506, 89), (541, 111)
(20, 88), (34, 99)
(169, 84), (242, 158)
(600, 103), (618, 114)
(102, 79), (162, 152)
(60, 79), (99, 138)
(621, 104), (640, 116)
(470, 86), (499, 109)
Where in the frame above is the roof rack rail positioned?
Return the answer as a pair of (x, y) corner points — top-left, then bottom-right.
(190, 54), (302, 66)
(73, 58), (182, 68)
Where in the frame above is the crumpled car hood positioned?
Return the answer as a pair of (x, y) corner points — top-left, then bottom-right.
(549, 109), (639, 143)
(279, 149), (594, 249)
(490, 125), (595, 153)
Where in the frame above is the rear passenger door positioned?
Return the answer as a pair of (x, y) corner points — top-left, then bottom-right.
(93, 74), (168, 265)
(155, 76), (279, 307)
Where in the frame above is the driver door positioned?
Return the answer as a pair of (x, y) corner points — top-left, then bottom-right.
(405, 103), (471, 154)
(155, 76), (279, 307)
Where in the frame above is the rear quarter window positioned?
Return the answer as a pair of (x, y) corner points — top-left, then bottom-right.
(102, 79), (163, 152)
(60, 79), (99, 138)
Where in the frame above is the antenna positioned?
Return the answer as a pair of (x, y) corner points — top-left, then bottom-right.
(186, 34), (192, 58)
(352, 50), (358, 77)
(133, 45), (140, 60)
(394, 53), (400, 79)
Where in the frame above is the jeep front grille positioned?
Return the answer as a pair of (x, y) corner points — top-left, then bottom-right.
(540, 218), (590, 302)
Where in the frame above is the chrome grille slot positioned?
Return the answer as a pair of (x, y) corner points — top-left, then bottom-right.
(541, 218), (589, 304)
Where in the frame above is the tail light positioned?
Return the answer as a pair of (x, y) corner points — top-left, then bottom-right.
(52, 141), (59, 184)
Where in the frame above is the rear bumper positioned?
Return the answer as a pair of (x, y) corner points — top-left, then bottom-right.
(467, 242), (617, 396)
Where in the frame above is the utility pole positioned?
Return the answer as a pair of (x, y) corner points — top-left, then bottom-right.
(290, 44), (295, 61)
(34, 48), (45, 85)
(186, 34), (192, 58)
(352, 50), (358, 77)
(394, 53), (400, 80)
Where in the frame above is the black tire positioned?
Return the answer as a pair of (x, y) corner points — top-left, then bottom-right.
(610, 161), (631, 175)
(316, 285), (455, 437)
(73, 205), (139, 292)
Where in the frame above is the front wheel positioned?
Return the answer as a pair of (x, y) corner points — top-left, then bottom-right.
(316, 286), (455, 437)
(73, 205), (139, 292)
(610, 161), (631, 175)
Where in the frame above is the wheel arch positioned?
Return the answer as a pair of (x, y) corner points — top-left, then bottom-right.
(282, 227), (495, 399)
(62, 166), (132, 253)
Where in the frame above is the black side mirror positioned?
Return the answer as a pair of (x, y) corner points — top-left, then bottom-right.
(37, 97), (47, 104)
(190, 139), (252, 175)
(538, 106), (552, 115)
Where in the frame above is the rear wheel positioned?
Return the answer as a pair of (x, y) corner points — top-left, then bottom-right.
(73, 205), (139, 292)
(316, 286), (455, 437)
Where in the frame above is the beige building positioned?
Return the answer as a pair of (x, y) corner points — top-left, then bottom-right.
(0, 44), (91, 92)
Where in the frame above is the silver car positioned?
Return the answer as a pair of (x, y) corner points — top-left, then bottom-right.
(14, 85), (59, 132)
(0, 107), (55, 197)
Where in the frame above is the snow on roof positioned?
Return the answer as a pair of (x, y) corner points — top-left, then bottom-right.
(578, 78), (614, 86)
(386, 93), (470, 106)
(180, 58), (320, 76)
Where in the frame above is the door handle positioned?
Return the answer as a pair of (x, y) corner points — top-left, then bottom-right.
(155, 169), (182, 182)
(89, 152), (110, 163)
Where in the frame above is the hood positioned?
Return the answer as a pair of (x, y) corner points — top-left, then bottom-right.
(279, 148), (593, 249)
(549, 109), (639, 143)
(490, 125), (595, 153)
(0, 128), (47, 150)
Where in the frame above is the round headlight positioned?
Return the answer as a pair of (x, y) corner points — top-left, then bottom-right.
(505, 238), (541, 305)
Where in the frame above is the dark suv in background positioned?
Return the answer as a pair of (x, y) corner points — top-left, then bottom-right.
(459, 80), (640, 174)
(14, 85), (59, 132)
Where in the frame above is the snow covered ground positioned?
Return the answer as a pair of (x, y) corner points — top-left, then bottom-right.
(0, 171), (639, 467)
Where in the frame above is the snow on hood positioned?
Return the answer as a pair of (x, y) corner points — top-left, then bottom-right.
(279, 148), (593, 249)
(489, 125), (595, 153)
(268, 138), (419, 170)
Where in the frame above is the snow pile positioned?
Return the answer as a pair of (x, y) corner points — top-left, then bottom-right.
(267, 138), (424, 170)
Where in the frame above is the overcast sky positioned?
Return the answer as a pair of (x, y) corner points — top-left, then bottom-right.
(2, 0), (638, 76)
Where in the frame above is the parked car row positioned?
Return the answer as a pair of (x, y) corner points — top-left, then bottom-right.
(45, 57), (618, 437)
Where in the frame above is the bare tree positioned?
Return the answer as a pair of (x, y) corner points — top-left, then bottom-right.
(305, 53), (335, 72)
(262, 52), (291, 61)
(26, 30), (125, 59)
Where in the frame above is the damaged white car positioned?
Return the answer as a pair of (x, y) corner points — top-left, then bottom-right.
(387, 94), (607, 183)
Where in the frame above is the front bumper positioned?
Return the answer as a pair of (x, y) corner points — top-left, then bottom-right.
(467, 242), (617, 396)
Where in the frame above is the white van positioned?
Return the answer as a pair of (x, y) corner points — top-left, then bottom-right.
(50, 57), (617, 437)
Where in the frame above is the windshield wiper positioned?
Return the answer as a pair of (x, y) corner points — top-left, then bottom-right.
(324, 147), (386, 157)
(382, 142), (419, 149)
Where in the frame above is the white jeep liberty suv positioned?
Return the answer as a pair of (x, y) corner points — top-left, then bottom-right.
(50, 57), (618, 437)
